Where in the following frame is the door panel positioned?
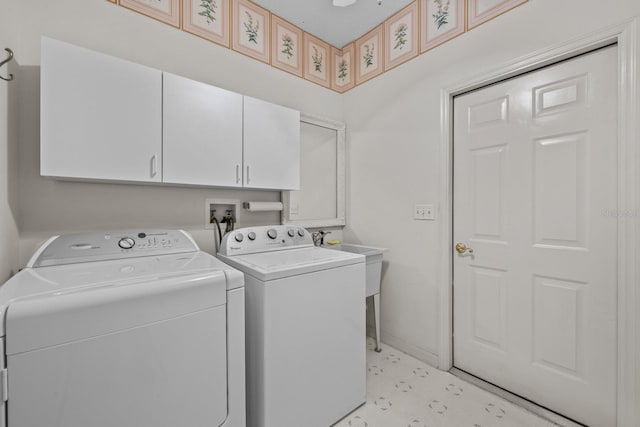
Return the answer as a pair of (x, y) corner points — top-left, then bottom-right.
(471, 266), (508, 351)
(453, 46), (617, 427)
(532, 276), (584, 376)
(533, 132), (587, 247)
(471, 145), (507, 239)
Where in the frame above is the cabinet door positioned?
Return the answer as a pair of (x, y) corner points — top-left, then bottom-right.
(243, 96), (300, 190)
(41, 38), (162, 183)
(163, 73), (243, 187)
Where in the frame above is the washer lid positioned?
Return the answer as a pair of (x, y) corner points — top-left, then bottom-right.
(218, 246), (364, 281)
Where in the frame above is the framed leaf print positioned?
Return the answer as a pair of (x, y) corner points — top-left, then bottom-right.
(119, 0), (181, 27)
(120, 0), (180, 28)
(384, 1), (418, 71)
(232, 0), (270, 64)
(355, 24), (384, 85)
(467, 0), (528, 29)
(303, 33), (331, 88)
(271, 15), (303, 77)
(421, 0), (465, 53)
(331, 43), (354, 93)
(183, 0), (230, 47)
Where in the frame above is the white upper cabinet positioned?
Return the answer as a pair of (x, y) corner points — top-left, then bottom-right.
(40, 38), (301, 190)
(41, 37), (162, 183)
(163, 72), (243, 187)
(243, 96), (300, 190)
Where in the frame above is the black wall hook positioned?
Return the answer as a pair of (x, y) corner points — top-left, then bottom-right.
(0, 48), (14, 82)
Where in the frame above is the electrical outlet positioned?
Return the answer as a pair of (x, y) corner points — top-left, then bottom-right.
(414, 204), (435, 220)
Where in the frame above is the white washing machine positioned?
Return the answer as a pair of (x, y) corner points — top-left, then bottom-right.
(0, 230), (245, 427)
(217, 225), (366, 427)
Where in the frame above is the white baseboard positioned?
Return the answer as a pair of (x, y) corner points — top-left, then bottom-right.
(379, 331), (439, 368)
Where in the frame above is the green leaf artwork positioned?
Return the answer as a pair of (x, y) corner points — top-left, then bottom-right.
(312, 46), (323, 73)
(198, 0), (217, 24)
(281, 33), (295, 59)
(363, 44), (375, 68)
(394, 23), (408, 51)
(338, 59), (348, 80)
(432, 0), (450, 30)
(244, 11), (260, 44)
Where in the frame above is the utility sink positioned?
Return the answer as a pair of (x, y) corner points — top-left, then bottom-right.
(334, 244), (385, 297)
(328, 243), (386, 352)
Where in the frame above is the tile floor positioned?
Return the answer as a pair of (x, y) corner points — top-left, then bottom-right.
(333, 339), (557, 427)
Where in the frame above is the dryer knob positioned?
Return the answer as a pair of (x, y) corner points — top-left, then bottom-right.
(287, 229), (295, 238)
(267, 229), (278, 240)
(248, 232), (256, 241)
(118, 237), (135, 249)
(297, 228), (305, 237)
(235, 233), (244, 242)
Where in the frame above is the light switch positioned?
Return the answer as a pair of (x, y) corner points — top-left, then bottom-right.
(414, 204), (435, 220)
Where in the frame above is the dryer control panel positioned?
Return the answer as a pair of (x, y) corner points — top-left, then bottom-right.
(28, 229), (199, 267)
(218, 225), (313, 256)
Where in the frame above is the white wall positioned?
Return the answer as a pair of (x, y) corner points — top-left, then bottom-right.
(3, 0), (343, 263)
(0, 1), (20, 282)
(343, 0), (640, 364)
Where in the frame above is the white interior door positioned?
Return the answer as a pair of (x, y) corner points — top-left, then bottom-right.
(453, 46), (617, 427)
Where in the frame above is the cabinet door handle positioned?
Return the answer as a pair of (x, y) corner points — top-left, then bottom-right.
(236, 164), (241, 184)
(150, 155), (158, 178)
(246, 165), (251, 184)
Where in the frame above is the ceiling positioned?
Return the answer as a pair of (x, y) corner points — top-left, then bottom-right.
(252, 0), (414, 48)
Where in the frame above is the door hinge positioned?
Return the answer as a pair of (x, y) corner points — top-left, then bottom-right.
(0, 369), (7, 402)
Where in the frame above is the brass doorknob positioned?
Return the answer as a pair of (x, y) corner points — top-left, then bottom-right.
(455, 243), (473, 254)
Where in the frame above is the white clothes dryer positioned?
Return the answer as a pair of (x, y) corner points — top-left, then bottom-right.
(0, 230), (245, 427)
(218, 225), (366, 427)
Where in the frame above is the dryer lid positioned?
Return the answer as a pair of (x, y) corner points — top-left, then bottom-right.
(4, 265), (228, 355)
(28, 229), (200, 267)
(0, 251), (243, 342)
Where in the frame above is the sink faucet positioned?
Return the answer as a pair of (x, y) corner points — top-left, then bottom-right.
(311, 230), (332, 246)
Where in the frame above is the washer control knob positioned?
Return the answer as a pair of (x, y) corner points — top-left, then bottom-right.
(297, 228), (305, 237)
(287, 229), (295, 238)
(118, 237), (135, 250)
(267, 229), (278, 240)
(248, 232), (256, 241)
(235, 233), (244, 242)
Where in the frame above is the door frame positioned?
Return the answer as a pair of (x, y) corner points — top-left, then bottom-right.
(437, 19), (639, 426)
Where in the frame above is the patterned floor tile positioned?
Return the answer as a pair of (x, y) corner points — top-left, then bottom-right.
(333, 339), (553, 427)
